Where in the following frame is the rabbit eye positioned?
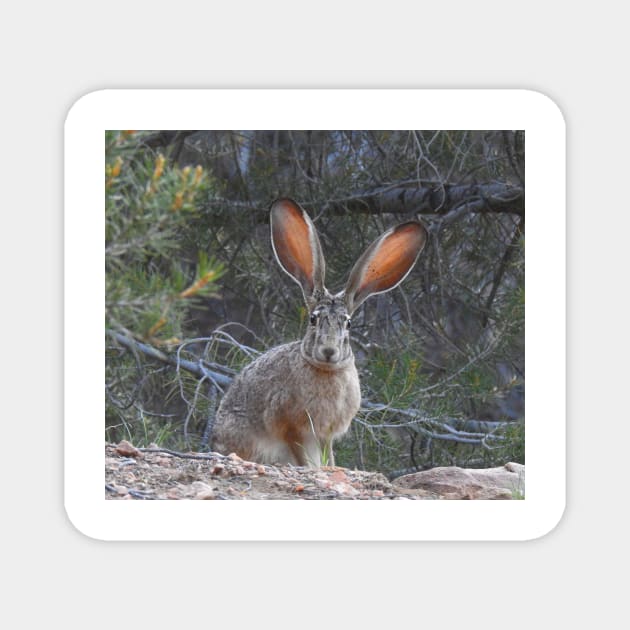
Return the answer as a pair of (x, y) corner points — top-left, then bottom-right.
(310, 312), (319, 325)
(346, 316), (352, 329)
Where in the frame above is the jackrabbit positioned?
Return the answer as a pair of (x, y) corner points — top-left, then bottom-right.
(212, 198), (427, 467)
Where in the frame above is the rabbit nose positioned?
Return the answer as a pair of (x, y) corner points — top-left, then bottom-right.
(322, 347), (336, 361)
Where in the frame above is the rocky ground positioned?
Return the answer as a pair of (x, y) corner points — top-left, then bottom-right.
(105, 441), (525, 500)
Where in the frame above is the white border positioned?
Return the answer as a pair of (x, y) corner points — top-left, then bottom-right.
(64, 90), (565, 541)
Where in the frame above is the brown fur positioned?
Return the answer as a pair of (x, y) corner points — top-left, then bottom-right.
(211, 198), (426, 467)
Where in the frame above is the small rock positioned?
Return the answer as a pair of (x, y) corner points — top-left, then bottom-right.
(314, 476), (331, 490)
(332, 482), (359, 497)
(328, 470), (349, 484)
(192, 482), (216, 500)
(115, 440), (143, 459)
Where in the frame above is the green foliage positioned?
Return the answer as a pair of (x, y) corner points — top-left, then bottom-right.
(367, 347), (424, 407)
(501, 421), (525, 464)
(105, 131), (224, 447)
(106, 131), (224, 343)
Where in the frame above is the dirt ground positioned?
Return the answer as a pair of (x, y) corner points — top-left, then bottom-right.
(105, 441), (440, 500)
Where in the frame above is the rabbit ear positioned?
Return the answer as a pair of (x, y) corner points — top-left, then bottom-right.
(344, 221), (427, 314)
(270, 198), (326, 304)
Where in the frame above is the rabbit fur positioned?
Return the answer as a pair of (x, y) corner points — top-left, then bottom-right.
(212, 198), (427, 467)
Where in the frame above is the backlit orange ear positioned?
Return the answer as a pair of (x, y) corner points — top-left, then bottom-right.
(345, 221), (427, 313)
(270, 198), (325, 300)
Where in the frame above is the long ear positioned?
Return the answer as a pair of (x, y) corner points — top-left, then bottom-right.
(270, 198), (326, 304)
(344, 221), (427, 314)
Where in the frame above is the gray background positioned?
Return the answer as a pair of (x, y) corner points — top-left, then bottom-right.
(4, 1), (625, 627)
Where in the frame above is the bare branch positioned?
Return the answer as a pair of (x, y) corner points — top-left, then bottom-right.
(108, 331), (233, 387)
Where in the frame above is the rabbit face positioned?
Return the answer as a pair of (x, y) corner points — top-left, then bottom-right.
(300, 294), (353, 369)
